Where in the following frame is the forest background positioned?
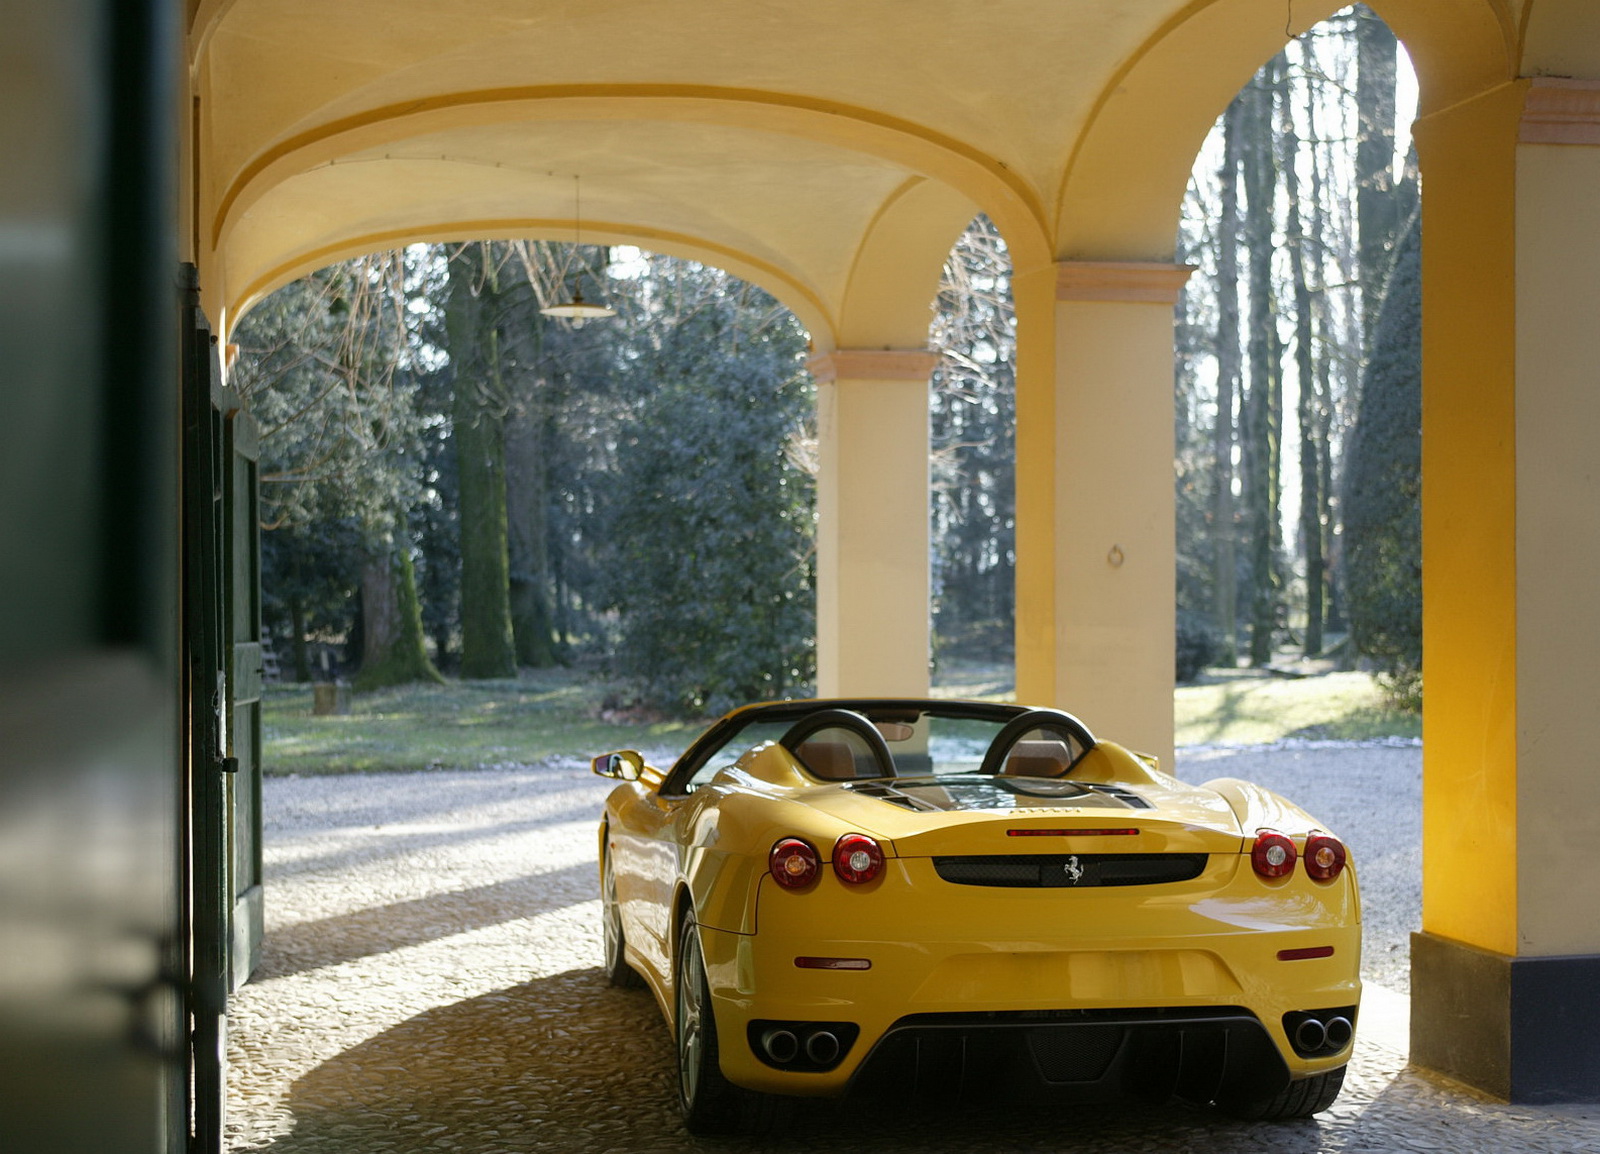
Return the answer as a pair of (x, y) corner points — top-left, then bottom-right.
(236, 4), (1422, 719)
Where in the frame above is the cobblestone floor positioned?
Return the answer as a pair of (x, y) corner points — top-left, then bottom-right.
(227, 759), (1600, 1153)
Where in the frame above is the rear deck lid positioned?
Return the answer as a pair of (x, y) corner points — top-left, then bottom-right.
(838, 774), (1244, 857)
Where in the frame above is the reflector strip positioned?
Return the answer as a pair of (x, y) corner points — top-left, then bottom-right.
(1007, 828), (1139, 837)
(794, 956), (872, 970)
(1277, 946), (1336, 961)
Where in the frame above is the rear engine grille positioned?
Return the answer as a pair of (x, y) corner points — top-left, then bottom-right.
(932, 853), (1207, 888)
(1027, 1023), (1125, 1081)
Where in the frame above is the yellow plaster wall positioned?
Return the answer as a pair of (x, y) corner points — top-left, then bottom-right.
(1050, 272), (1184, 767)
(1012, 263), (1060, 707)
(1415, 82), (1525, 957)
(1515, 133), (1600, 956)
(812, 358), (935, 698)
(1057, 0), (1330, 260)
(837, 180), (977, 350)
(1053, 0), (1513, 261)
(1522, 0), (1600, 77)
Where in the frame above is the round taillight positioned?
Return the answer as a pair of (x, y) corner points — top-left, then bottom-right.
(832, 833), (885, 885)
(769, 838), (820, 889)
(1304, 833), (1347, 882)
(1252, 830), (1298, 879)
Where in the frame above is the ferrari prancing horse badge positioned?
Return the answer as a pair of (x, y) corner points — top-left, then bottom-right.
(1063, 855), (1085, 885)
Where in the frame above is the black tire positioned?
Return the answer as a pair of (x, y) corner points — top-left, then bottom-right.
(1221, 1065), (1346, 1120)
(675, 916), (783, 1136)
(601, 850), (642, 989)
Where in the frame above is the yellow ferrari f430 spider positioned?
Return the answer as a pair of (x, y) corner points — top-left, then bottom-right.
(593, 699), (1359, 1135)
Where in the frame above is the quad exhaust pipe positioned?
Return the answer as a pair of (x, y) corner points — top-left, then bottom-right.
(1293, 1017), (1328, 1053)
(804, 1030), (840, 1065)
(760, 1028), (799, 1064)
(1291, 1013), (1355, 1055)
(1325, 1015), (1354, 1049)
(757, 1023), (848, 1068)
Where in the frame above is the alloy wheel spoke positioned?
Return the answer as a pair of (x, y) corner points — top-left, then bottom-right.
(679, 941), (705, 1101)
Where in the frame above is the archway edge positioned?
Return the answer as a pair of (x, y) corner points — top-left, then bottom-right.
(836, 176), (980, 349)
(208, 85), (1055, 277)
(1054, 0), (1517, 260)
(224, 217), (836, 347)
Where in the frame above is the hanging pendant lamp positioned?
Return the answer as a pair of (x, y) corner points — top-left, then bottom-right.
(540, 174), (616, 326)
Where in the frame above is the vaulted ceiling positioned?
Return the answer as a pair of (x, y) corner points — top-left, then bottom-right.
(188, 0), (1520, 345)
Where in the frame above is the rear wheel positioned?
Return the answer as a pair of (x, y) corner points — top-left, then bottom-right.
(1220, 1065), (1346, 1120)
(600, 850), (641, 989)
(675, 916), (782, 1136)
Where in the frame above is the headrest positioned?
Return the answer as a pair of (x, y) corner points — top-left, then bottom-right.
(1001, 739), (1075, 778)
(796, 740), (859, 780)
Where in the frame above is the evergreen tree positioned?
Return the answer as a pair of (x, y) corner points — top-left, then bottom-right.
(234, 253), (438, 686)
(600, 260), (814, 714)
(1343, 217), (1421, 705)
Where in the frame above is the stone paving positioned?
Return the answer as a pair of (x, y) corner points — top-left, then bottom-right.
(227, 756), (1600, 1153)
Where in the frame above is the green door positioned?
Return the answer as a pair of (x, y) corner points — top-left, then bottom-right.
(183, 265), (268, 1150)
(226, 403), (265, 990)
(183, 270), (231, 1153)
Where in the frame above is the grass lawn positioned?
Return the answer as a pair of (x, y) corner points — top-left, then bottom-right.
(262, 669), (698, 776)
(1174, 668), (1420, 747)
(262, 662), (1418, 776)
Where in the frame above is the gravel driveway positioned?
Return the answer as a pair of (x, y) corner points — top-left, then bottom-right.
(225, 744), (1599, 1153)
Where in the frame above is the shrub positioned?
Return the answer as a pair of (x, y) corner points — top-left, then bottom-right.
(1176, 610), (1219, 683)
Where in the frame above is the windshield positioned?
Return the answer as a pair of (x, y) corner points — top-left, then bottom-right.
(668, 702), (1022, 793)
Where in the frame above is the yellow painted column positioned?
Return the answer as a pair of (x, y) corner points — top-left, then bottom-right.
(1012, 262), (1059, 706)
(1414, 81), (1524, 960)
(810, 350), (938, 698)
(1015, 262), (1188, 763)
(1412, 76), (1600, 1103)
(1513, 77), (1600, 961)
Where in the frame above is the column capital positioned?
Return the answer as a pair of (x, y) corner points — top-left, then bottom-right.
(1521, 78), (1600, 145)
(1055, 261), (1195, 304)
(807, 348), (940, 384)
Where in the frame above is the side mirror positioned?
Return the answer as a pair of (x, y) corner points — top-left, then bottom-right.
(592, 750), (645, 781)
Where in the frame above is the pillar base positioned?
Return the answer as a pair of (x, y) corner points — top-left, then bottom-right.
(1411, 930), (1600, 1102)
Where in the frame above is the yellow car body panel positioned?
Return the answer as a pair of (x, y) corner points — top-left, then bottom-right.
(596, 699), (1362, 1110)
(699, 854), (1358, 1095)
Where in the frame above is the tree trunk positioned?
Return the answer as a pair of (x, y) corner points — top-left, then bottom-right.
(1211, 96), (1245, 667)
(355, 541), (442, 690)
(1241, 60), (1283, 667)
(448, 244), (519, 680)
(506, 398), (559, 667)
(1306, 71), (1343, 643)
(288, 593), (311, 682)
(1282, 56), (1324, 658)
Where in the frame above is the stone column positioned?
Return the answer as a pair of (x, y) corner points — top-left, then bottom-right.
(810, 349), (938, 698)
(1014, 261), (1189, 766)
(1412, 77), (1600, 1103)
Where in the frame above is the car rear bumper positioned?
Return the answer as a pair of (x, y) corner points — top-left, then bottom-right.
(848, 1006), (1291, 1106)
(698, 855), (1359, 1096)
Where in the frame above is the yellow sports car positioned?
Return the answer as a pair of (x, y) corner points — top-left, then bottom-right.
(593, 699), (1359, 1135)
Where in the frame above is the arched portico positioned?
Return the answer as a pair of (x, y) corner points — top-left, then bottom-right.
(23, 5), (1600, 1152)
(184, 4), (1600, 1104)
